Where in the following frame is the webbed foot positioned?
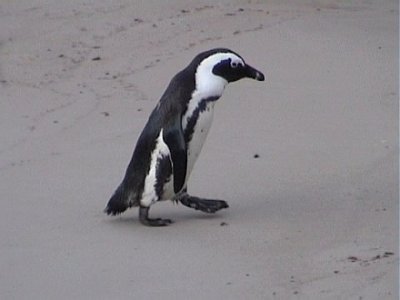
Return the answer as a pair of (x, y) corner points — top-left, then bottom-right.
(179, 195), (229, 213)
(139, 206), (173, 226)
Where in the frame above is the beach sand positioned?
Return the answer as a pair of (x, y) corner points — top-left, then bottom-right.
(0, 0), (398, 299)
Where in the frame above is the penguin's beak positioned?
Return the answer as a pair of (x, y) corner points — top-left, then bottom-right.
(244, 64), (265, 81)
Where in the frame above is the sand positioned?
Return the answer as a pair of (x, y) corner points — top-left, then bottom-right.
(0, 0), (398, 299)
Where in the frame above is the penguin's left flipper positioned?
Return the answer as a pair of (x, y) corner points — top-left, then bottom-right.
(163, 117), (187, 194)
(179, 195), (229, 213)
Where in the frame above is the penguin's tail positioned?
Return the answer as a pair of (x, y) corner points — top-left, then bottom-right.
(104, 184), (133, 216)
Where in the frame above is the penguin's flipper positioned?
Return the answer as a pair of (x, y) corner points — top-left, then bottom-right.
(163, 117), (187, 194)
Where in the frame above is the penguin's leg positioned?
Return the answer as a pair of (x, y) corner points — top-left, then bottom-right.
(139, 206), (173, 226)
(176, 190), (229, 213)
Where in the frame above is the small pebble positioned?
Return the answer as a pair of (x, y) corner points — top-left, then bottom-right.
(383, 251), (394, 257)
(348, 256), (359, 262)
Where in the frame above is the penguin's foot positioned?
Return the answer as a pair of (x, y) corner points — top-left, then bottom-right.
(179, 195), (229, 213)
(139, 206), (173, 226)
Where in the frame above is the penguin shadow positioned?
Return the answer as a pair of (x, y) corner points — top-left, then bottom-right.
(103, 206), (229, 228)
(170, 209), (229, 223)
(102, 196), (281, 228)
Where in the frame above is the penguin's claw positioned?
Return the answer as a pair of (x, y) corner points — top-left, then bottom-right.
(139, 206), (173, 226)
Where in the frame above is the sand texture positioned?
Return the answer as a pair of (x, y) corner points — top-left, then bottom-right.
(0, 0), (398, 299)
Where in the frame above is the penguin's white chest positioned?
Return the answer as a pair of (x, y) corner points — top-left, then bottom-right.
(184, 101), (215, 180)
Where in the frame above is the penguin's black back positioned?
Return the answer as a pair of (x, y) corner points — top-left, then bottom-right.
(105, 63), (197, 214)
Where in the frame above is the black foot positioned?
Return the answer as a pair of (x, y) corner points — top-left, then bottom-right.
(139, 206), (173, 226)
(179, 195), (229, 213)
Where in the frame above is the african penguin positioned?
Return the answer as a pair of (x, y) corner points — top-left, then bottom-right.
(104, 48), (265, 226)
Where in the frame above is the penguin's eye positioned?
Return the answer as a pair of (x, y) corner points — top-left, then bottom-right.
(231, 61), (239, 69)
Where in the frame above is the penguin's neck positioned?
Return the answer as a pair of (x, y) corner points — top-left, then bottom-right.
(182, 71), (227, 131)
(195, 65), (228, 98)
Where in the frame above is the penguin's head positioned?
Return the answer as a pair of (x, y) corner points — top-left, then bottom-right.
(211, 50), (265, 83)
(192, 48), (264, 96)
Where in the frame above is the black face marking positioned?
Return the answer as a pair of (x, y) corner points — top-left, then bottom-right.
(189, 48), (243, 72)
(183, 96), (219, 144)
(212, 58), (247, 82)
(212, 57), (265, 82)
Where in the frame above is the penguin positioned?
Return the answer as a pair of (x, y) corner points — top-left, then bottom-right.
(104, 48), (264, 226)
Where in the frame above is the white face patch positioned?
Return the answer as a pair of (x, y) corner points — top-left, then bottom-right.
(182, 53), (242, 131)
(195, 52), (244, 97)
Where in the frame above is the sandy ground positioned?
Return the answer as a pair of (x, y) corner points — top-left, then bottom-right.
(0, 0), (398, 299)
